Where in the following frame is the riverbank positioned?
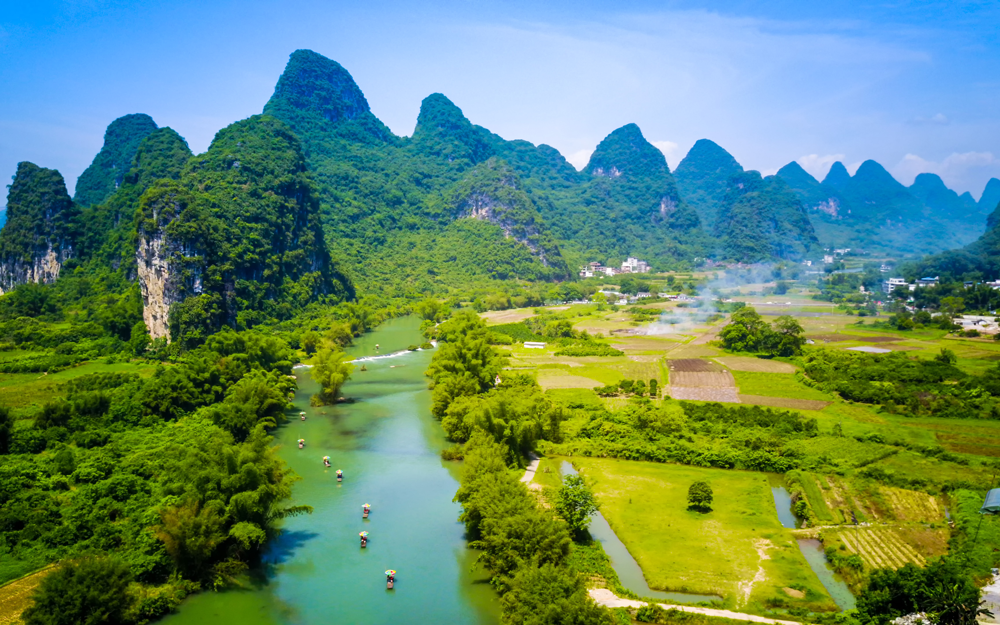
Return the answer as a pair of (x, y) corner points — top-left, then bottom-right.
(160, 317), (500, 625)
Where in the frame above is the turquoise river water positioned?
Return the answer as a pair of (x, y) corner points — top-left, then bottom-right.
(161, 317), (501, 625)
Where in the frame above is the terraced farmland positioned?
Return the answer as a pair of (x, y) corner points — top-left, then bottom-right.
(834, 528), (926, 569)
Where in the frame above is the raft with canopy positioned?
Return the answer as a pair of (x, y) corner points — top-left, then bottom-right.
(297, 439), (305, 448)
(322, 456), (330, 467)
(359, 530), (368, 548)
(363, 503), (370, 518)
(336, 469), (343, 482)
(385, 569), (396, 589)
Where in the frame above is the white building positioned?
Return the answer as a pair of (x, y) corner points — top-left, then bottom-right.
(620, 257), (651, 274)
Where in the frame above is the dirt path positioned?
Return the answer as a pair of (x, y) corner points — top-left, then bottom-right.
(588, 589), (810, 625)
(520, 453), (540, 483)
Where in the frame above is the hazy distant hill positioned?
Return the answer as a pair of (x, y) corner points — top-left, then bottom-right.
(673, 139), (743, 229)
(776, 160), (989, 255)
(713, 171), (818, 262)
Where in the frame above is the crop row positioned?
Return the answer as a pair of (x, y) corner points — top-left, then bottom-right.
(837, 528), (926, 570)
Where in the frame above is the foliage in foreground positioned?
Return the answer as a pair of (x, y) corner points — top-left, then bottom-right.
(1, 329), (309, 622)
(455, 433), (611, 625)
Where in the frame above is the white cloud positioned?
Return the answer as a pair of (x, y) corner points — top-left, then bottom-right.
(892, 151), (998, 194)
(652, 140), (684, 168)
(566, 148), (594, 171)
(795, 154), (846, 180)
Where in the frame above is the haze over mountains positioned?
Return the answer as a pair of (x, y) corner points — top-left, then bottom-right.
(1, 48), (998, 319)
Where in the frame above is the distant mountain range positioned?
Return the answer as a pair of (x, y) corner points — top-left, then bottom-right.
(1, 47), (998, 325)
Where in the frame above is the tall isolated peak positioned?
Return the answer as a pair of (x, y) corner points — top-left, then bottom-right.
(776, 161), (819, 187)
(673, 138), (744, 228)
(852, 160), (905, 189)
(980, 178), (1000, 214)
(675, 139), (743, 178)
(411, 93), (493, 164)
(822, 162), (852, 189)
(0, 162), (81, 293)
(74, 113), (158, 207)
(586, 123), (668, 179)
(264, 49), (370, 124)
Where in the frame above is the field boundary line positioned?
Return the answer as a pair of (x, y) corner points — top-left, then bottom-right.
(588, 588), (812, 625)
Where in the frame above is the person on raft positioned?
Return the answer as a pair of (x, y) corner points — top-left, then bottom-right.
(336, 469), (343, 481)
(363, 503), (370, 518)
(323, 456), (331, 467)
(298, 439), (305, 449)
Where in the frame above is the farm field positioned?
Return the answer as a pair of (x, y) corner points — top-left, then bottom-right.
(481, 292), (1000, 614)
(572, 457), (838, 612)
(0, 360), (159, 414)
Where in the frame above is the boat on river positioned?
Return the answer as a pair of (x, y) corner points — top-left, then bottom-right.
(359, 531), (368, 548)
(363, 503), (370, 518)
(336, 469), (343, 482)
(385, 570), (395, 590)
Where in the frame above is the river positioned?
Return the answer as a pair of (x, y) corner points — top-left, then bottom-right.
(161, 317), (500, 625)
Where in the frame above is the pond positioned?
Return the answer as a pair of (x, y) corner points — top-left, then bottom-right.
(559, 461), (722, 604)
(161, 317), (500, 625)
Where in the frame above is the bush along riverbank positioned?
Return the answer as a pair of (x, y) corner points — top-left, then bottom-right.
(0, 329), (312, 624)
(454, 433), (616, 625)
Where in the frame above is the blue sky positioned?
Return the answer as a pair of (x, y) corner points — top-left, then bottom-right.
(2, 0), (999, 208)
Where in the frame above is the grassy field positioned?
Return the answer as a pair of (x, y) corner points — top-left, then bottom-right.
(0, 360), (159, 415)
(0, 566), (55, 625)
(731, 372), (832, 401)
(572, 458), (838, 613)
(482, 296), (1000, 611)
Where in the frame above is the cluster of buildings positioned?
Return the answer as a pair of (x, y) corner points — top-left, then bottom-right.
(579, 257), (651, 278)
(881, 277), (940, 294)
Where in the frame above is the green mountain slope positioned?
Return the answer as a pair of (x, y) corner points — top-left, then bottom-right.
(673, 138), (744, 229)
(0, 162), (81, 293)
(980, 178), (1000, 216)
(135, 115), (352, 344)
(714, 171), (817, 262)
(262, 51), (580, 288)
(778, 160), (984, 254)
(74, 114), (159, 207)
(570, 123), (703, 262)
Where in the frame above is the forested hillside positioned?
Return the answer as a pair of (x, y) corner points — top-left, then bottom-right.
(777, 159), (991, 254)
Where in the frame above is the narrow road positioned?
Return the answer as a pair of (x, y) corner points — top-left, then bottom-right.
(588, 589), (810, 625)
(520, 454), (540, 483)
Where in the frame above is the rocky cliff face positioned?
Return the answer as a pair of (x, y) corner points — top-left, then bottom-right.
(0, 162), (80, 293)
(450, 158), (568, 277)
(134, 183), (203, 340)
(133, 116), (352, 343)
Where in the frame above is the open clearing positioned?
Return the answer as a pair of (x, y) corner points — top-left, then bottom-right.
(0, 566), (54, 625)
(572, 458), (837, 612)
(738, 395), (831, 410)
(536, 372), (604, 390)
(713, 357), (796, 373)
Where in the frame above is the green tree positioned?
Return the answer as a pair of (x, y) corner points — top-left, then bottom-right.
(768, 315), (805, 356)
(0, 406), (11, 453)
(154, 500), (227, 578)
(501, 563), (613, 625)
(555, 474), (599, 535)
(687, 481), (713, 511)
(856, 558), (987, 625)
(22, 557), (135, 625)
(310, 347), (354, 405)
(719, 307), (769, 352)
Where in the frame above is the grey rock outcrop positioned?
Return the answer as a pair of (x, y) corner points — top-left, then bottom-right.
(0, 162), (80, 294)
